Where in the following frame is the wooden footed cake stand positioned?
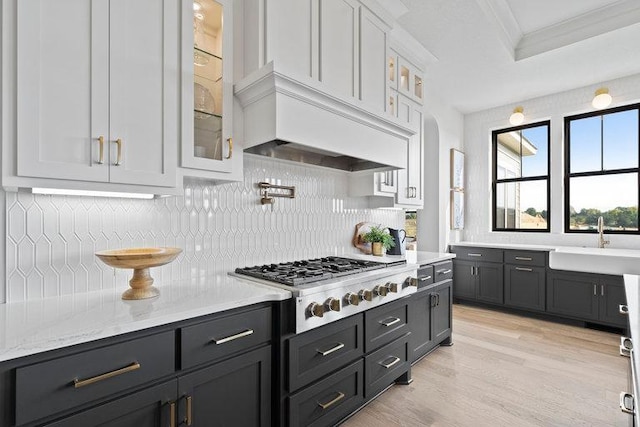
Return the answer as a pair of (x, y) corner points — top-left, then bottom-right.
(95, 248), (182, 300)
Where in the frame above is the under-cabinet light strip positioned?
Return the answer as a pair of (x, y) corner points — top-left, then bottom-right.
(31, 188), (155, 199)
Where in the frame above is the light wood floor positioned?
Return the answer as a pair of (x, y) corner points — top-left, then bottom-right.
(343, 304), (630, 427)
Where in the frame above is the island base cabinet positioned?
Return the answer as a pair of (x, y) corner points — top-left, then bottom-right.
(178, 345), (272, 427)
(288, 360), (364, 427)
(432, 280), (453, 343)
(45, 381), (176, 427)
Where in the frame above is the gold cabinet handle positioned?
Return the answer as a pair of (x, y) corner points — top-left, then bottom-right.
(96, 136), (105, 164)
(379, 356), (401, 369)
(186, 395), (193, 426)
(318, 391), (345, 410)
(169, 401), (176, 427)
(212, 329), (254, 345)
(113, 138), (122, 166)
(73, 361), (140, 388)
(225, 137), (233, 159)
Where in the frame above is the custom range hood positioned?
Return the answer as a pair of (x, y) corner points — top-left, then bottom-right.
(234, 62), (414, 172)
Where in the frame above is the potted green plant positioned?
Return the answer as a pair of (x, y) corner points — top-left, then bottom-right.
(362, 226), (395, 256)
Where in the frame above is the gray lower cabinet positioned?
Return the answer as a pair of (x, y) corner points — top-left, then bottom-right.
(45, 381), (176, 427)
(452, 259), (503, 304)
(409, 279), (452, 363)
(178, 345), (272, 426)
(547, 271), (626, 328)
(3, 303), (274, 427)
(504, 265), (546, 312)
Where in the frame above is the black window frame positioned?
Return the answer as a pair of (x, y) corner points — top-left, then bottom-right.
(564, 103), (640, 234)
(492, 120), (551, 232)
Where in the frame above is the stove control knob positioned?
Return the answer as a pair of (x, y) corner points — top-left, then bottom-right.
(374, 285), (388, 297)
(325, 298), (341, 312)
(344, 292), (360, 306)
(386, 282), (398, 293)
(359, 289), (373, 302)
(308, 302), (325, 318)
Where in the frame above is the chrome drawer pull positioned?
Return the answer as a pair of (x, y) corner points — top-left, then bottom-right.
(317, 342), (345, 356)
(380, 356), (401, 369)
(515, 267), (533, 272)
(380, 317), (401, 327)
(621, 337), (633, 357)
(514, 256), (532, 261)
(318, 391), (345, 410)
(73, 362), (140, 388)
(437, 269), (452, 275)
(467, 253), (482, 257)
(419, 276), (432, 282)
(212, 329), (254, 345)
(620, 392), (635, 414)
(620, 304), (629, 315)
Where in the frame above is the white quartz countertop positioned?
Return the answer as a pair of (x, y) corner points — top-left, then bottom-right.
(0, 274), (291, 363)
(448, 241), (556, 251)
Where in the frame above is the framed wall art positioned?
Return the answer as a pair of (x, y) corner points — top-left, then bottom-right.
(451, 189), (464, 230)
(450, 149), (465, 190)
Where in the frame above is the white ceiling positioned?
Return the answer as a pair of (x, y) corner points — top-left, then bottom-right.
(392, 0), (640, 113)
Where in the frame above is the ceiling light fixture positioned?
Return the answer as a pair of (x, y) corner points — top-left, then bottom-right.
(592, 87), (612, 109)
(509, 106), (524, 126)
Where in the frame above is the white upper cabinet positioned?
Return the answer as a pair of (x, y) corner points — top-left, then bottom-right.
(396, 98), (424, 206)
(180, 0), (241, 180)
(318, 0), (358, 99)
(6, 0), (179, 191)
(359, 7), (388, 112)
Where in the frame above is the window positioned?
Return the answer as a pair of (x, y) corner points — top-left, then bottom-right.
(492, 121), (550, 231)
(565, 103), (639, 233)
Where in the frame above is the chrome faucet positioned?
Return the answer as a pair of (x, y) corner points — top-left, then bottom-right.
(597, 216), (610, 248)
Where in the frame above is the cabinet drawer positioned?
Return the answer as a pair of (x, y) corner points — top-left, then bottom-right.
(181, 306), (272, 369)
(289, 359), (364, 427)
(15, 331), (175, 425)
(417, 265), (434, 288)
(504, 250), (547, 267)
(288, 315), (364, 392)
(364, 298), (409, 353)
(433, 261), (453, 282)
(365, 334), (409, 399)
(451, 247), (503, 263)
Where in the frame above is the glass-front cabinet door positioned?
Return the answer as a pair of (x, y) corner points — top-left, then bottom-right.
(181, 0), (234, 173)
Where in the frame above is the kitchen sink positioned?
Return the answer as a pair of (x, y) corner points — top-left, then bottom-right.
(549, 246), (640, 275)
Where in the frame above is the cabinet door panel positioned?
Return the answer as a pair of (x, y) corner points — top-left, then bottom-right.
(319, 0), (357, 98)
(178, 345), (271, 427)
(359, 7), (386, 111)
(45, 380), (176, 427)
(600, 280), (627, 327)
(109, 0), (178, 187)
(16, 0), (109, 182)
(408, 289), (433, 362)
(504, 265), (545, 311)
(396, 101), (423, 206)
(547, 273), (599, 321)
(433, 280), (453, 343)
(476, 262), (503, 304)
(452, 260), (476, 300)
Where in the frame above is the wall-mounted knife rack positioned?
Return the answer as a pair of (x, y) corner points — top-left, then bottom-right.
(258, 182), (296, 205)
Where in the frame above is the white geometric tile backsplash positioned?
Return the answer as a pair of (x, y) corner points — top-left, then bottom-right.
(5, 155), (404, 302)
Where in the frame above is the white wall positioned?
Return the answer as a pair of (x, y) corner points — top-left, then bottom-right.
(463, 72), (640, 248)
(417, 87), (464, 253)
(3, 155), (404, 302)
